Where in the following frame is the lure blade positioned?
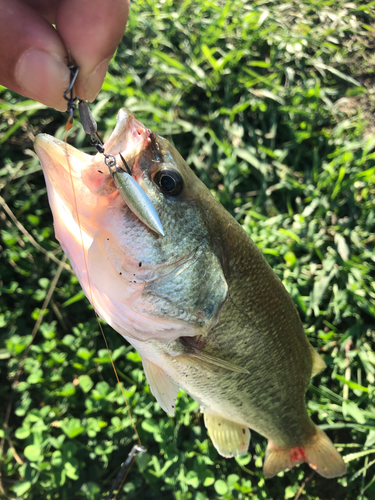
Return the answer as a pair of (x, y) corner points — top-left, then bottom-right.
(113, 170), (165, 237)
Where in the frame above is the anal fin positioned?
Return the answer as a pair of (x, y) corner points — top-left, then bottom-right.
(142, 358), (178, 416)
(204, 411), (250, 458)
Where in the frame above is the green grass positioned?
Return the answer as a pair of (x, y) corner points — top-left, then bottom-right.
(1, 1), (375, 499)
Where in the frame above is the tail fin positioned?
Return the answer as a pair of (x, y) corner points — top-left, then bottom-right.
(263, 426), (347, 478)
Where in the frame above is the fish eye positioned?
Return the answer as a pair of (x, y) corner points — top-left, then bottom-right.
(153, 169), (183, 196)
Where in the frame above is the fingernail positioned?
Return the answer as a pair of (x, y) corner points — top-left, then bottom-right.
(83, 57), (111, 102)
(16, 49), (69, 111)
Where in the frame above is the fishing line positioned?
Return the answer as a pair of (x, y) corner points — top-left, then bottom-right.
(62, 64), (143, 457)
(63, 115), (142, 447)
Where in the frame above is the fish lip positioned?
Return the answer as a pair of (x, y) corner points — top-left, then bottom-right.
(99, 108), (151, 161)
(34, 133), (93, 178)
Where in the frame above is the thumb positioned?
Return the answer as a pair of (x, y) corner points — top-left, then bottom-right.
(56, 0), (130, 102)
(0, 0), (70, 111)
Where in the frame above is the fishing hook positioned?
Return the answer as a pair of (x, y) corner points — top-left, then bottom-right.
(119, 152), (132, 175)
(63, 63), (80, 130)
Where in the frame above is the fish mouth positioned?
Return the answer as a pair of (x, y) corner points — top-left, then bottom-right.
(34, 108), (163, 237)
(34, 109), (202, 341)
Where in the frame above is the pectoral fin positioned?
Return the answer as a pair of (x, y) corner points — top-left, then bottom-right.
(142, 358), (178, 415)
(182, 347), (250, 374)
(204, 411), (250, 458)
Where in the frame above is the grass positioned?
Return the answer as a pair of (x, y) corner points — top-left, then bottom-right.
(1, 0), (375, 499)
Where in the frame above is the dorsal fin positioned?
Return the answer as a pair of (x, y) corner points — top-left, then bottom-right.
(309, 344), (326, 378)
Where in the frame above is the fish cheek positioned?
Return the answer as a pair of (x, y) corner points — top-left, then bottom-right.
(133, 243), (228, 332)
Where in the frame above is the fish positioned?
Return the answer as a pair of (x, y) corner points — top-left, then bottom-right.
(34, 108), (347, 479)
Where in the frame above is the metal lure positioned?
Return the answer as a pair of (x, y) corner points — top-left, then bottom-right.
(110, 164), (165, 237)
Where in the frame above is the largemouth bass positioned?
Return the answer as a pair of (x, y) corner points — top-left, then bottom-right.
(34, 109), (346, 478)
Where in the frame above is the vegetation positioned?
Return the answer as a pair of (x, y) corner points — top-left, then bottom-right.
(1, 0), (375, 499)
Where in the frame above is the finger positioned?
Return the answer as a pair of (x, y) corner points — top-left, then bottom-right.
(21, 0), (62, 24)
(56, 0), (129, 102)
(0, 0), (70, 111)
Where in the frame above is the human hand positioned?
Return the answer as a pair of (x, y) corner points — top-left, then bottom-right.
(0, 0), (129, 111)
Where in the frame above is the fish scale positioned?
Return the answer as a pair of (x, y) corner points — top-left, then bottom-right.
(34, 108), (346, 479)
